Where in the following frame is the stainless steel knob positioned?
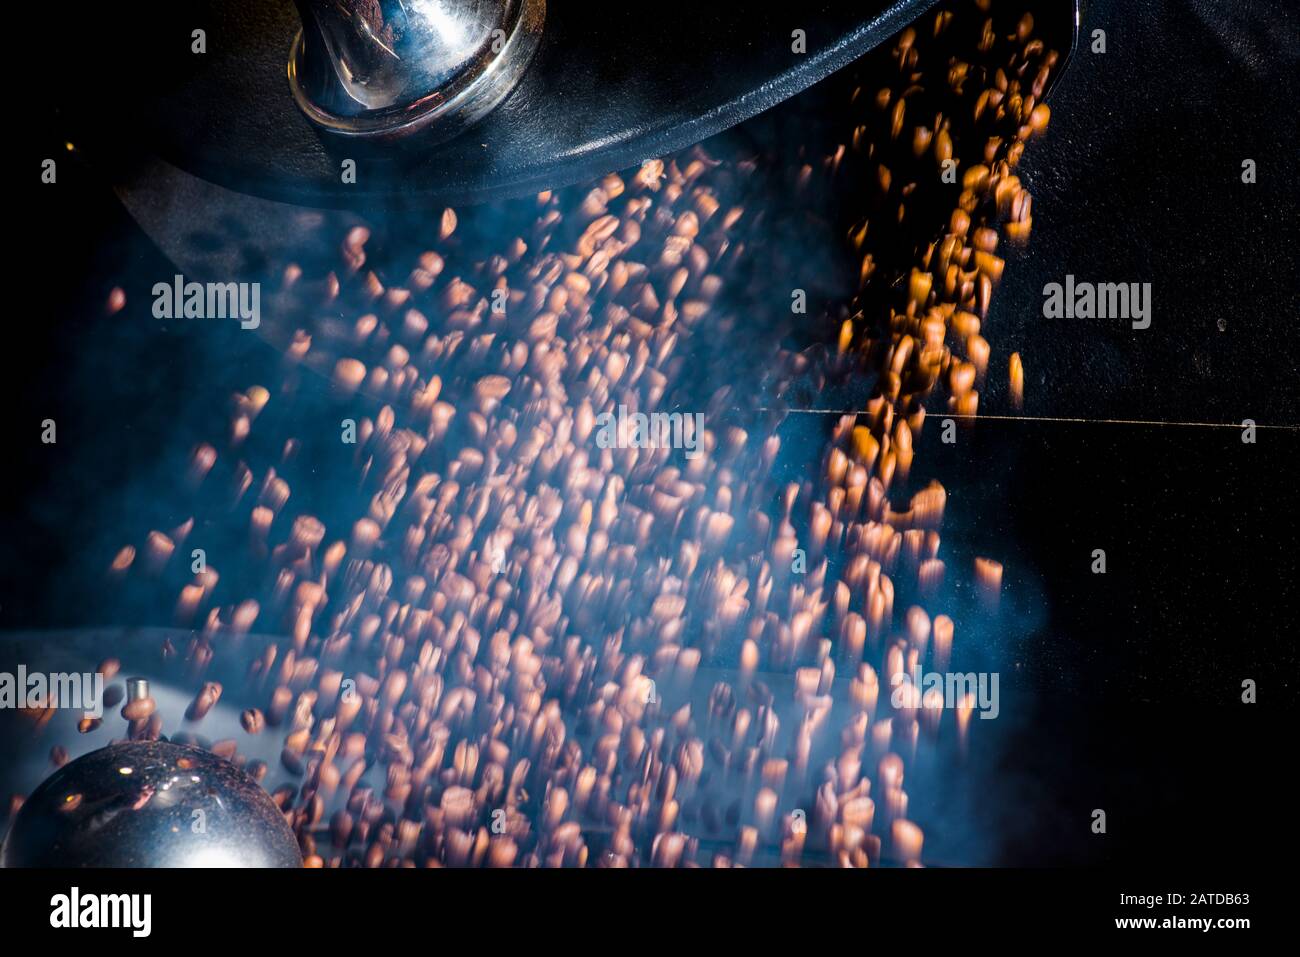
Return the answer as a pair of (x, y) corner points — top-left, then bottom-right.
(126, 676), (151, 702)
(288, 0), (545, 139)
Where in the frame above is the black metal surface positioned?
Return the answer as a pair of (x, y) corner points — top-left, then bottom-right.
(981, 0), (1300, 427)
(61, 1), (937, 208)
(102, 2), (1078, 284)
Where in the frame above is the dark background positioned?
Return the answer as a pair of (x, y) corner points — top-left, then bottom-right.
(1, 0), (1296, 871)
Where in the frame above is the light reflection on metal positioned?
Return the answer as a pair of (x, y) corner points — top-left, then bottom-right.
(288, 0), (546, 139)
(0, 742), (302, 868)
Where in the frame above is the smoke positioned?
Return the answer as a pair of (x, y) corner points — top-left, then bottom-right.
(3, 37), (1058, 866)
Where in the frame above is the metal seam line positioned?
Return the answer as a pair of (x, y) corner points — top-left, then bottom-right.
(760, 410), (1300, 431)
